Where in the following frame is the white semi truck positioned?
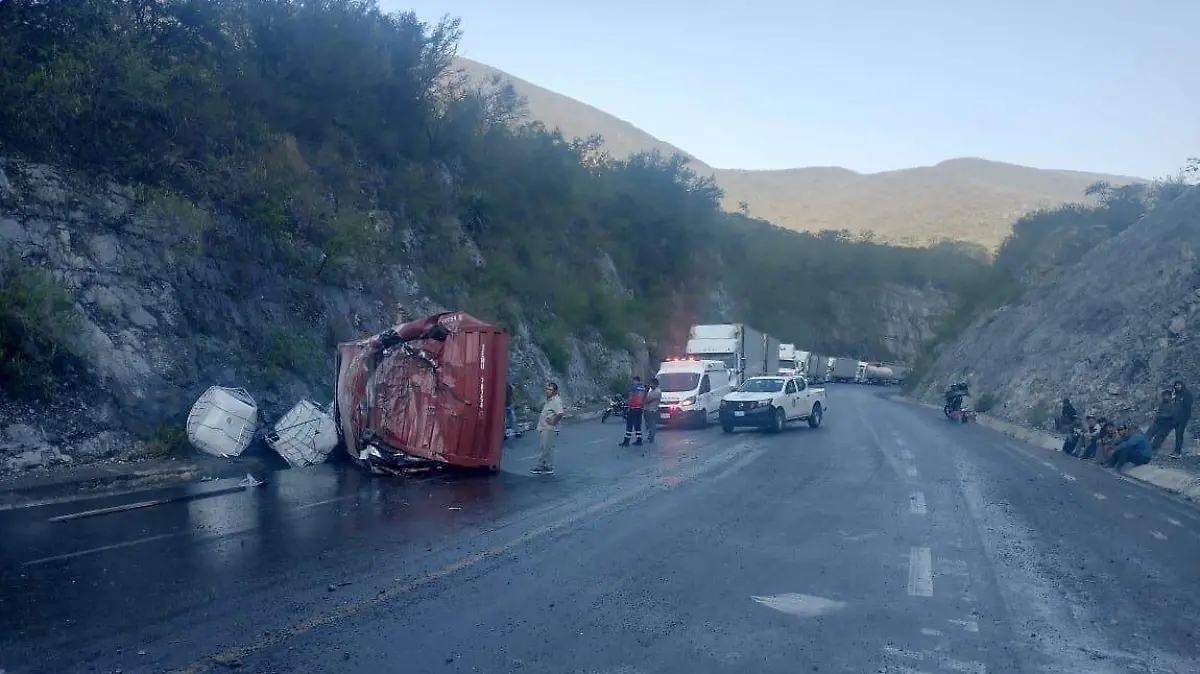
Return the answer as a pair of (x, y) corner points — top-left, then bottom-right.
(685, 324), (779, 386)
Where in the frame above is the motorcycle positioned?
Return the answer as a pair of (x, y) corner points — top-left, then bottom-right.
(943, 394), (976, 423)
(600, 395), (628, 424)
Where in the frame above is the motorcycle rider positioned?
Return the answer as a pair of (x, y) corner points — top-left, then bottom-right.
(945, 381), (970, 412)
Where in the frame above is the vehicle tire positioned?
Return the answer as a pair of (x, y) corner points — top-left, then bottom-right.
(601, 409), (610, 424)
(961, 414), (969, 424)
(943, 405), (953, 419)
(722, 423), (734, 434)
(807, 403), (823, 429)
(771, 407), (785, 433)
(695, 409), (708, 429)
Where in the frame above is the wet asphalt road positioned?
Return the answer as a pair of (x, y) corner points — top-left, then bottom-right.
(2, 386), (1198, 674)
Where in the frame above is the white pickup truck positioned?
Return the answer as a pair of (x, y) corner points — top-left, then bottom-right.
(718, 375), (826, 433)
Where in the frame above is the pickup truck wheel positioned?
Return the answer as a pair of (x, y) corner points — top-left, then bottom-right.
(808, 403), (823, 428)
(770, 407), (785, 433)
(722, 423), (734, 434)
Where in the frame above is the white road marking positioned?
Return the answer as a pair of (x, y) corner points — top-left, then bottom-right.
(1040, 461), (1055, 471)
(1061, 473), (1077, 482)
(296, 495), (358, 510)
(750, 593), (847, 617)
(949, 618), (980, 633)
(907, 547), (934, 597)
(942, 657), (987, 673)
(1166, 517), (1182, 527)
(884, 645), (925, 660)
(1124, 513), (1134, 519)
(24, 532), (182, 566)
(900, 449), (914, 460)
(1150, 530), (1167, 540)
(712, 447), (767, 482)
(909, 491), (927, 515)
(896, 437), (908, 446)
(920, 628), (942, 637)
(1093, 493), (1107, 500)
(584, 438), (608, 445)
(906, 465), (919, 478)
(842, 531), (881, 543)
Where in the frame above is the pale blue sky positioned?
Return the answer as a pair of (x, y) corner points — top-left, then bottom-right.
(381, 0), (1196, 178)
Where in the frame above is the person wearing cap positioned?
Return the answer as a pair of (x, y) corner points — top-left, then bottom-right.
(1105, 423), (1152, 471)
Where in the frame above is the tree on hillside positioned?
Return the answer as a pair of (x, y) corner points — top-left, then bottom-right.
(0, 0), (989, 368)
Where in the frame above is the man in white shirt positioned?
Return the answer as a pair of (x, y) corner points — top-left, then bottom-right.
(532, 381), (565, 475)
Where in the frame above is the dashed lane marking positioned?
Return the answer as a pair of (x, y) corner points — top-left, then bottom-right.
(1150, 530), (1167, 540)
(907, 547), (934, 597)
(1165, 516), (1182, 527)
(900, 449), (914, 460)
(1061, 473), (1077, 482)
(906, 465), (919, 478)
(1093, 493), (1107, 500)
(909, 491), (927, 515)
(948, 618), (980, 633)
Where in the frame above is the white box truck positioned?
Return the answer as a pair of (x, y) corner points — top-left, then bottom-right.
(685, 324), (776, 385)
(778, 343), (799, 375)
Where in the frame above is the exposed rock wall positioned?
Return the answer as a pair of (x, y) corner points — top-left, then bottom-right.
(914, 185), (1200, 435)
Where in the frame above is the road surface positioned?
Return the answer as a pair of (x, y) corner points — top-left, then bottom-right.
(2, 386), (1197, 674)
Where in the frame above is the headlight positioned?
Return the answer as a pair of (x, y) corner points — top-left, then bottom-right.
(756, 400), (772, 408)
(679, 397), (696, 407)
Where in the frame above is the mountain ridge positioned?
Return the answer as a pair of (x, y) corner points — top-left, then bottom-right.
(454, 57), (1144, 249)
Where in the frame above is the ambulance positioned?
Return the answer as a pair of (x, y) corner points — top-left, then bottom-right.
(653, 358), (734, 428)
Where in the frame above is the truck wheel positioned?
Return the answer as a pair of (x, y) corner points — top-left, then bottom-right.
(771, 407), (785, 433)
(695, 409), (708, 429)
(808, 403), (823, 429)
(722, 423), (734, 434)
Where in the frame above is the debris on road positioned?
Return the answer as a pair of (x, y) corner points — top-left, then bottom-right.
(335, 312), (509, 475)
(238, 473), (263, 488)
(186, 387), (259, 458)
(265, 399), (338, 468)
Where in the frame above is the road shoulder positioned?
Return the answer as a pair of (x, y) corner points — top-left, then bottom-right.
(895, 395), (1200, 502)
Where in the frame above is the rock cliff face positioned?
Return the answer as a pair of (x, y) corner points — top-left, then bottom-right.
(0, 156), (957, 474)
(0, 157), (637, 472)
(914, 185), (1200, 435)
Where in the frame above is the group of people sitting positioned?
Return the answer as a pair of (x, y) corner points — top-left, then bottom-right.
(1058, 380), (1193, 469)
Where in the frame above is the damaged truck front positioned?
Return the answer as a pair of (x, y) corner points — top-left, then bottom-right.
(334, 312), (510, 475)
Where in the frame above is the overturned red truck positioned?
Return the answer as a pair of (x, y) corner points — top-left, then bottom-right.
(334, 312), (509, 475)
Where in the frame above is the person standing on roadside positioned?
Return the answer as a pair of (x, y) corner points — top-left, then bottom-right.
(1169, 380), (1193, 458)
(1149, 388), (1177, 454)
(531, 381), (564, 475)
(619, 376), (646, 447)
(643, 377), (662, 444)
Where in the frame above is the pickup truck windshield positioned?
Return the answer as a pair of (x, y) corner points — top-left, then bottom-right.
(658, 372), (700, 393)
(738, 378), (785, 393)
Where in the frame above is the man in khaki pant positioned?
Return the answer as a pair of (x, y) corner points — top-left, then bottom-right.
(643, 377), (662, 444)
(532, 381), (564, 475)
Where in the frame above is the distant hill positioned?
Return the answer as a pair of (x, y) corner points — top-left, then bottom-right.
(454, 57), (1143, 250)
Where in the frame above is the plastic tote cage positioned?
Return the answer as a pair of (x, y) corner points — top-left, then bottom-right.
(266, 399), (339, 468)
(186, 386), (260, 458)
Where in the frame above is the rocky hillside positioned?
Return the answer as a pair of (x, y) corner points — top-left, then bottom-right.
(911, 177), (1199, 435)
(0, 1), (984, 474)
(454, 58), (1141, 249)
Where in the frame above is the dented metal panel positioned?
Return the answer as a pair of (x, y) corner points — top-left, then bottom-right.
(334, 312), (509, 473)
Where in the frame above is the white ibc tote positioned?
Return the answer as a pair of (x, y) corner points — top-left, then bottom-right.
(186, 386), (260, 457)
(265, 399), (338, 468)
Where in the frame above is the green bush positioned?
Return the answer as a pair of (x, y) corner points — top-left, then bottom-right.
(1027, 399), (1052, 429)
(0, 263), (80, 393)
(974, 392), (999, 413)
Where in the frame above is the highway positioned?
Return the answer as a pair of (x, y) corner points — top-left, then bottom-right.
(2, 385), (1197, 674)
